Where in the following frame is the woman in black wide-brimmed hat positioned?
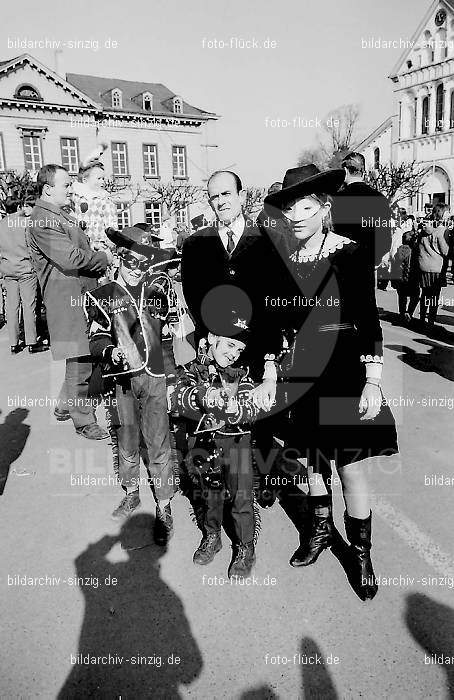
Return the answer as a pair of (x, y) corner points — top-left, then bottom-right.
(264, 168), (399, 601)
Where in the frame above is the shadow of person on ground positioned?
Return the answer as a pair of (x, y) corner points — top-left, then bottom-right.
(240, 685), (279, 699)
(58, 513), (203, 699)
(240, 638), (338, 699)
(379, 308), (406, 326)
(436, 313), (454, 328)
(0, 408), (30, 495)
(299, 637), (339, 699)
(386, 341), (454, 382)
(405, 592), (454, 698)
(380, 307), (454, 343)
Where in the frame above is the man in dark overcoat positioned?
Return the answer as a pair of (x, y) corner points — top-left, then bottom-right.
(181, 170), (288, 406)
(28, 164), (111, 439)
(331, 152), (393, 266)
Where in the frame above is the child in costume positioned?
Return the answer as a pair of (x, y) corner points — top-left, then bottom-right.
(169, 308), (263, 579)
(72, 144), (117, 267)
(85, 225), (180, 545)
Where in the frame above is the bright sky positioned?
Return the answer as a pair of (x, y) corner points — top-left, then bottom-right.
(1, 0), (430, 185)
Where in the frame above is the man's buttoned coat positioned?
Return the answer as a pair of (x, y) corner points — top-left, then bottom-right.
(28, 198), (108, 360)
(181, 218), (295, 377)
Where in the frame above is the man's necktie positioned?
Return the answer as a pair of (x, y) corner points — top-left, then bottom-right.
(226, 230), (235, 254)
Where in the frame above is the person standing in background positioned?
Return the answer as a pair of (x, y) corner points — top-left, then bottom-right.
(0, 197), (45, 354)
(331, 152), (392, 266)
(417, 204), (450, 329)
(390, 231), (420, 324)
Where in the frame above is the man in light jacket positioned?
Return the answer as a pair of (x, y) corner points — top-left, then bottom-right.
(28, 164), (112, 439)
(417, 207), (450, 327)
(0, 196), (46, 353)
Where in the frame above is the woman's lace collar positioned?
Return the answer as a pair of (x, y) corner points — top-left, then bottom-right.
(290, 233), (353, 263)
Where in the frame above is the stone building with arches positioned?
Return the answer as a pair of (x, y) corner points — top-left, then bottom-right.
(357, 0), (454, 214)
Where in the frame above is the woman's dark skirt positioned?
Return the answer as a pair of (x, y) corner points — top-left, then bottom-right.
(273, 328), (399, 474)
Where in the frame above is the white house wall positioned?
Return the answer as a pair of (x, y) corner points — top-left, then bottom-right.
(0, 63), (91, 107)
(361, 126), (393, 168)
(0, 55), (218, 226)
(359, 2), (454, 211)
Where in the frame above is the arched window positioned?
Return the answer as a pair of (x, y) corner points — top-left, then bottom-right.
(436, 84), (444, 130)
(142, 92), (153, 111)
(173, 96), (183, 114)
(421, 96), (429, 134)
(14, 84), (42, 101)
(374, 147), (380, 169)
(111, 89), (122, 108)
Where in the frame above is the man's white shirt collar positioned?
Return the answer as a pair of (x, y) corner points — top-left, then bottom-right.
(218, 214), (245, 251)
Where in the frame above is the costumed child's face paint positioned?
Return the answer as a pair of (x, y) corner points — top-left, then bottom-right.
(119, 251), (149, 286)
(208, 333), (246, 368)
(283, 195), (330, 241)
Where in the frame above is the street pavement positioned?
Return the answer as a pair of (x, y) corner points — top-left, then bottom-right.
(1, 285), (454, 699)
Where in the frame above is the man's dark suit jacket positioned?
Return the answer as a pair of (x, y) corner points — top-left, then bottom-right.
(331, 181), (392, 266)
(181, 218), (296, 378)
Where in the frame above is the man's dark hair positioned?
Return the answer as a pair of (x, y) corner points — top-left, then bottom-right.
(4, 197), (19, 214)
(342, 152), (366, 176)
(267, 182), (282, 195)
(207, 170), (243, 194)
(37, 164), (67, 196)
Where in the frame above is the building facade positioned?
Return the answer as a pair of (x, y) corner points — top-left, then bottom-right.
(358, 0), (454, 213)
(0, 53), (218, 228)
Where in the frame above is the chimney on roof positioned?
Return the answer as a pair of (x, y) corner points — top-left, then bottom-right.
(54, 49), (65, 79)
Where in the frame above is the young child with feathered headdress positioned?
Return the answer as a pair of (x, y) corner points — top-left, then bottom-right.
(71, 143), (117, 254)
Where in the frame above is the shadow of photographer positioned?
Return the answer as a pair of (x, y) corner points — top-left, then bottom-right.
(58, 513), (203, 699)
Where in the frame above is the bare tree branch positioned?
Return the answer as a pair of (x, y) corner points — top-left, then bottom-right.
(0, 170), (38, 215)
(243, 186), (267, 218)
(365, 162), (428, 207)
(145, 181), (204, 216)
(298, 103), (360, 171)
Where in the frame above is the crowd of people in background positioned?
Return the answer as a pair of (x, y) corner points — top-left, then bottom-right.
(1, 151), (453, 352)
(378, 204), (453, 332)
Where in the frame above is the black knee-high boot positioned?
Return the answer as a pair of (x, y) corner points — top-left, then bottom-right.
(290, 494), (333, 567)
(344, 511), (378, 601)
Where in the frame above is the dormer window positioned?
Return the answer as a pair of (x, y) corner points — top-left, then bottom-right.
(14, 84), (42, 101)
(143, 92), (153, 111)
(173, 96), (183, 114)
(112, 89), (122, 108)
